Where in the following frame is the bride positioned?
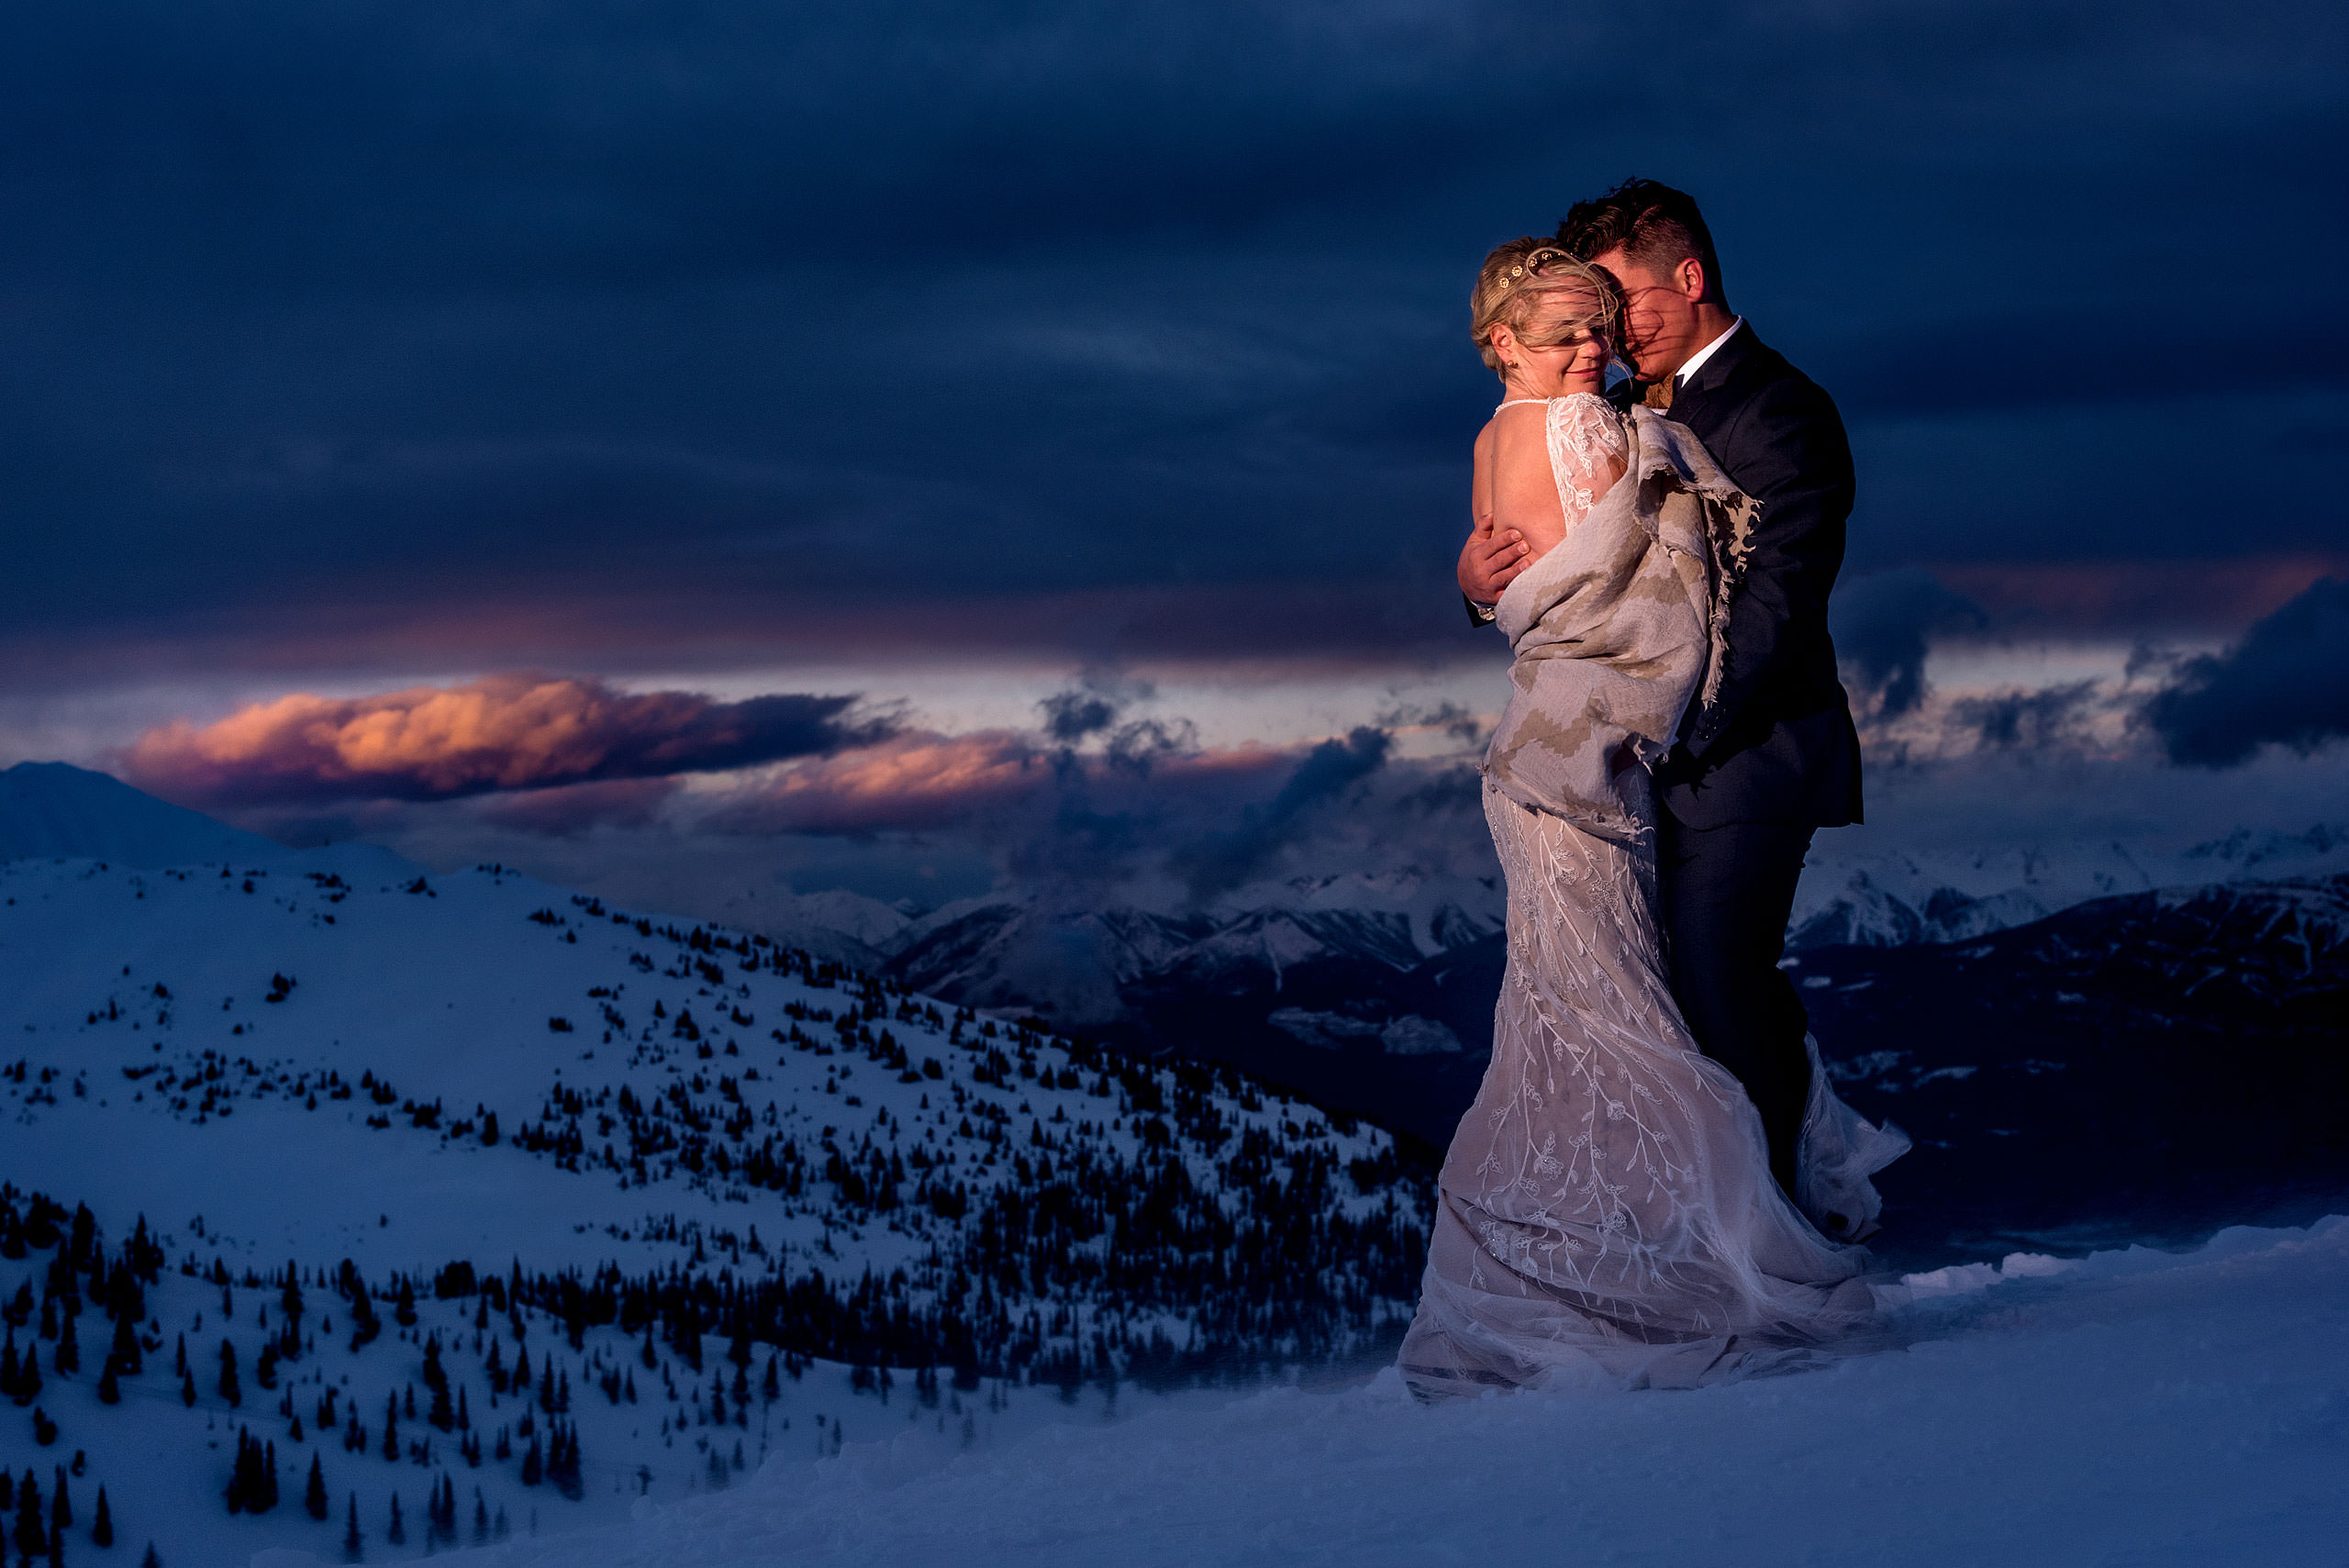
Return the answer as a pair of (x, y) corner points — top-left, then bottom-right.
(1398, 241), (1908, 1396)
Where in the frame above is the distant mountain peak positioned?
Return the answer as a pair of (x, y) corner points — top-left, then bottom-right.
(0, 760), (287, 868)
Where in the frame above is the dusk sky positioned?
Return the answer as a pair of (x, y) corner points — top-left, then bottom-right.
(6, 0), (2344, 915)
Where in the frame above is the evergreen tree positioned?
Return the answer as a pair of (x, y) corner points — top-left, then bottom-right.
(549, 1423), (584, 1501)
(53, 1311), (78, 1375)
(393, 1280), (416, 1329)
(107, 1315), (140, 1379)
(217, 1342), (239, 1407)
(278, 1264), (304, 1352)
(304, 1456), (328, 1521)
(16, 1471), (45, 1562)
(179, 1368), (196, 1407)
(141, 1545), (161, 1568)
(423, 1340), (453, 1432)
(16, 1339), (40, 1405)
(95, 1362), (119, 1407)
(381, 1395), (399, 1462)
(225, 1430), (263, 1513)
(518, 1437), (541, 1487)
(90, 1487), (112, 1548)
(342, 1495), (362, 1560)
(384, 1496), (404, 1546)
(173, 1337), (185, 1379)
(49, 1469), (68, 1529)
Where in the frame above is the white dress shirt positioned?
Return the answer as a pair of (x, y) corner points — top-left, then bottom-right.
(1675, 317), (1744, 386)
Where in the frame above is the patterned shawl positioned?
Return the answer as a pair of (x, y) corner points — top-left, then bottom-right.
(1483, 406), (1757, 843)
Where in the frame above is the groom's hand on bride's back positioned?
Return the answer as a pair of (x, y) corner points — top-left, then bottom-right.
(1458, 517), (1530, 610)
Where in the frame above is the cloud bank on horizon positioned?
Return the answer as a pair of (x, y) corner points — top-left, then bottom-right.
(95, 566), (2349, 925)
(120, 674), (885, 805)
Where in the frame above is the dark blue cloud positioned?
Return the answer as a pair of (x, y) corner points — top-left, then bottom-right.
(2, 0), (2343, 673)
(1177, 727), (1391, 896)
(2143, 577), (2349, 766)
(1831, 570), (1987, 718)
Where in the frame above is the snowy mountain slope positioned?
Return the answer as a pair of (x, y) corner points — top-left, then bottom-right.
(1796, 871), (2349, 1261)
(420, 1214), (2349, 1568)
(668, 886), (913, 972)
(0, 762), (287, 869)
(761, 827), (2349, 1151)
(878, 870), (1503, 1031)
(0, 854), (1430, 1565)
(0, 762), (424, 891)
(1789, 824), (2349, 951)
(885, 900), (1208, 1027)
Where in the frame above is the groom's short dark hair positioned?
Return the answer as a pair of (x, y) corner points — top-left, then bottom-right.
(1558, 180), (1727, 306)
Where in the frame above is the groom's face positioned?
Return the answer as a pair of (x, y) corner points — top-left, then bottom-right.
(1588, 247), (1702, 384)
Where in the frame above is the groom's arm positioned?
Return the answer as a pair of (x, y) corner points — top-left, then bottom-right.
(1681, 378), (1855, 762)
(1457, 518), (1528, 624)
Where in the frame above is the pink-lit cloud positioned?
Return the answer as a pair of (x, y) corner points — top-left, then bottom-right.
(700, 731), (1052, 834)
(120, 673), (884, 806)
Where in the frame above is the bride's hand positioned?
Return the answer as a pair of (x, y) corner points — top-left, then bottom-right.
(1458, 516), (1531, 606)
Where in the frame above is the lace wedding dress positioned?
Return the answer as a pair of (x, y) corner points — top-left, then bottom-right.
(1398, 394), (1908, 1396)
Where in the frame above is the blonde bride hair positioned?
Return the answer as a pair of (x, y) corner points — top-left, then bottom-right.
(1470, 238), (1625, 378)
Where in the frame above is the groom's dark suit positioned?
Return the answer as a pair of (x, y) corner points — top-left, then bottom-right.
(1653, 322), (1863, 1202)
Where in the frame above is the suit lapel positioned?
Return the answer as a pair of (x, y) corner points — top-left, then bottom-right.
(1665, 321), (1757, 432)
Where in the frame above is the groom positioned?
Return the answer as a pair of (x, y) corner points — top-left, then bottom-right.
(1456, 179), (1864, 1209)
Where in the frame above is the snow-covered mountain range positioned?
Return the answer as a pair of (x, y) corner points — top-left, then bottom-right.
(1794, 868), (2349, 1256)
(1789, 827), (2349, 950)
(649, 816), (2349, 1157)
(0, 765), (1430, 1564)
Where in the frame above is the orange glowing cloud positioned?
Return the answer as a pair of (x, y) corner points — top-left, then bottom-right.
(705, 731), (1052, 833)
(122, 673), (883, 806)
(696, 728), (1310, 837)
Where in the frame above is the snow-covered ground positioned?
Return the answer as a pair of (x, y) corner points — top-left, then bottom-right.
(388, 1214), (2349, 1568)
(6, 764), (2343, 1567)
(0, 848), (1425, 1567)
